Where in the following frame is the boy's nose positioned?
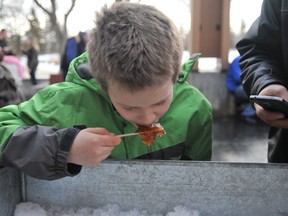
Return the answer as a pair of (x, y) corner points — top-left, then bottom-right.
(137, 112), (157, 126)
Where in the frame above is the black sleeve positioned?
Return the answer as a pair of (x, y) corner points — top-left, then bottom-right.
(236, 0), (288, 95)
(0, 125), (82, 180)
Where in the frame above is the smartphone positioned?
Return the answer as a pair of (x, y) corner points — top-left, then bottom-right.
(249, 95), (288, 116)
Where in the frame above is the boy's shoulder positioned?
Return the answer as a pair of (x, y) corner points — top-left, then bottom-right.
(175, 81), (206, 97)
(174, 82), (211, 107)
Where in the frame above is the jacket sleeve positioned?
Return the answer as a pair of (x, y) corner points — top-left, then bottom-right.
(236, 0), (288, 95)
(0, 87), (81, 180)
(0, 125), (82, 180)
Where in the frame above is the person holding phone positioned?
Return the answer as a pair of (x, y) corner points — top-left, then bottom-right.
(236, 0), (288, 163)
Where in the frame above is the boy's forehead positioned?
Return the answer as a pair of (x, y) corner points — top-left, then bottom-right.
(108, 80), (173, 107)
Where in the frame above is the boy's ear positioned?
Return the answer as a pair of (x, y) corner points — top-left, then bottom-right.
(178, 53), (201, 83)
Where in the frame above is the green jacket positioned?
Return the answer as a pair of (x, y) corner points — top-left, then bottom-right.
(0, 53), (212, 180)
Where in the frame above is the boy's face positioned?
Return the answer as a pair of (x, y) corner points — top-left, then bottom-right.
(108, 79), (174, 127)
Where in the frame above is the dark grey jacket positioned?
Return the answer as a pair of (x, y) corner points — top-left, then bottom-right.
(236, 0), (288, 163)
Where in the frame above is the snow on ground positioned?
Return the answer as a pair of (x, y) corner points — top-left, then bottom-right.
(20, 53), (61, 80)
(14, 202), (200, 216)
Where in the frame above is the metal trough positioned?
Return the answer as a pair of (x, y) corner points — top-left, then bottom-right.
(1, 160), (288, 216)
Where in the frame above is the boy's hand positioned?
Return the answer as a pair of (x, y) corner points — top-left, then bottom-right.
(67, 128), (121, 166)
(256, 84), (288, 128)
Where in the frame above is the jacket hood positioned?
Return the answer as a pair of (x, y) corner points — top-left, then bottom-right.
(178, 53), (201, 83)
(65, 52), (109, 100)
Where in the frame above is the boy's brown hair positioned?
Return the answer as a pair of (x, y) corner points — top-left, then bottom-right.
(88, 2), (183, 92)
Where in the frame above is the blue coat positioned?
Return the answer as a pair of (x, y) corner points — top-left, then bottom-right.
(226, 55), (241, 93)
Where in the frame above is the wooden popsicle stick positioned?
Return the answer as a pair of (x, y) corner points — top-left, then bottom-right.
(117, 132), (141, 138)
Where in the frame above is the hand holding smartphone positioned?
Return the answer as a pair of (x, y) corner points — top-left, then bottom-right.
(249, 95), (288, 117)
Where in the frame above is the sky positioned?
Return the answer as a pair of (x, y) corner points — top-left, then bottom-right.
(21, 0), (190, 36)
(21, 0), (263, 37)
(66, 0), (263, 36)
(230, 0), (263, 33)
(68, 0), (262, 34)
(64, 0), (191, 36)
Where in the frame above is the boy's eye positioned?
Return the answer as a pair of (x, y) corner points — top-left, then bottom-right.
(155, 100), (166, 106)
(122, 106), (134, 111)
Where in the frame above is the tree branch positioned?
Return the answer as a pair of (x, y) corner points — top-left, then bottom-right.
(64, 0), (76, 19)
(33, 0), (52, 16)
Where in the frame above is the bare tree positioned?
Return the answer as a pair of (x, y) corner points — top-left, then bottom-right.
(0, 0), (25, 31)
(0, 0), (26, 54)
(33, 0), (76, 53)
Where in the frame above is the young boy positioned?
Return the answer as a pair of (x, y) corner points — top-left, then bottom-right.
(0, 2), (212, 180)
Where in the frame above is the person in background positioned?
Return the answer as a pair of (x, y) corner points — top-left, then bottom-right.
(2, 55), (25, 82)
(0, 29), (14, 55)
(236, 0), (288, 163)
(22, 37), (39, 85)
(0, 2), (212, 180)
(226, 55), (257, 124)
(60, 31), (90, 80)
(0, 47), (25, 107)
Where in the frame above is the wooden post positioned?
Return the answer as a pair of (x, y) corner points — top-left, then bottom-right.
(190, 0), (230, 71)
